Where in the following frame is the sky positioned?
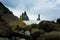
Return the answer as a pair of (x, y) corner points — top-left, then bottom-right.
(0, 0), (60, 21)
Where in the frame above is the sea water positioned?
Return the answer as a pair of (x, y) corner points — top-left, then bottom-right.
(23, 20), (41, 25)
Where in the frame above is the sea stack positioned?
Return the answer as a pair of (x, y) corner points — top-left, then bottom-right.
(37, 14), (40, 20)
(20, 11), (29, 21)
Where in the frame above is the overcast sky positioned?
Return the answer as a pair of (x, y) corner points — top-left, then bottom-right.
(0, 0), (60, 20)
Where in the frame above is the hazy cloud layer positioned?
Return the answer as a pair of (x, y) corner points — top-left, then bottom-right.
(0, 0), (60, 20)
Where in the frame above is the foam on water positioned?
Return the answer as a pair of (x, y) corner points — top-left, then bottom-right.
(23, 20), (41, 25)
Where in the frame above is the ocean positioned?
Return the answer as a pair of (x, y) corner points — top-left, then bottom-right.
(23, 20), (41, 25)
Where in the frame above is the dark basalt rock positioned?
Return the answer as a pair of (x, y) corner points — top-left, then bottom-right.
(39, 21), (55, 32)
(37, 14), (40, 20)
(57, 18), (60, 23)
(20, 11), (29, 21)
(0, 2), (19, 36)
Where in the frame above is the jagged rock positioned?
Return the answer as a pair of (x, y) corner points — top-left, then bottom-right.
(20, 11), (29, 21)
(57, 18), (60, 23)
(37, 14), (40, 20)
(0, 2), (19, 36)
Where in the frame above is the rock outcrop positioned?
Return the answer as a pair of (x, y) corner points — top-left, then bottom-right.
(0, 2), (19, 36)
(57, 18), (60, 23)
(20, 11), (29, 21)
(39, 21), (55, 32)
(37, 14), (40, 20)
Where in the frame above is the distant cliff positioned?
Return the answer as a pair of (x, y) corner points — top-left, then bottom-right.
(0, 2), (19, 36)
(20, 11), (29, 21)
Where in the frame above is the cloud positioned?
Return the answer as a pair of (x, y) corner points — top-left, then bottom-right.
(0, 0), (19, 8)
(0, 0), (60, 20)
